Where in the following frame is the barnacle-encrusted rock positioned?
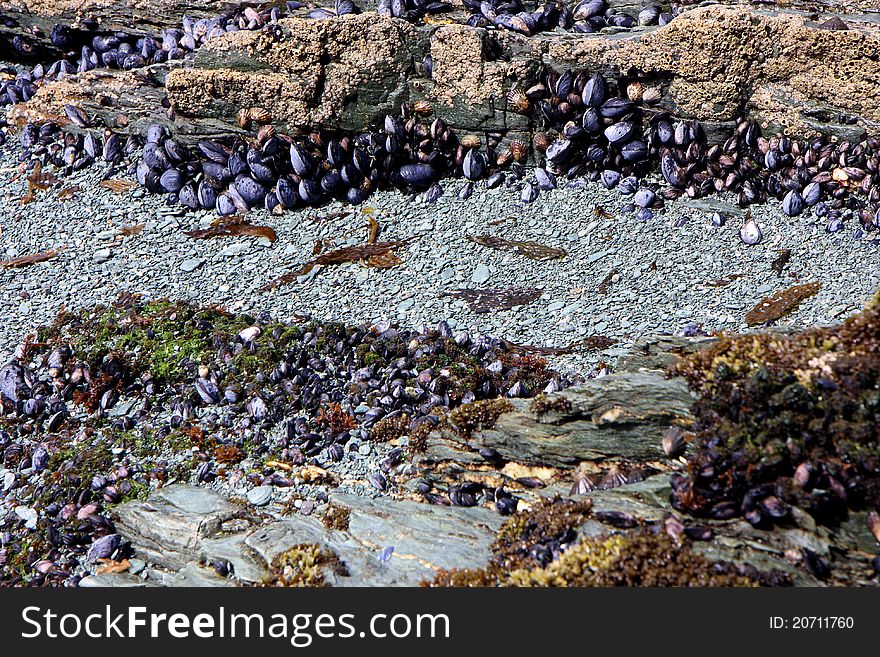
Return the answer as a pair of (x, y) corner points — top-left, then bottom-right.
(167, 14), (421, 134)
(168, 6), (880, 140)
(415, 372), (694, 473)
(0, 0), (248, 37)
(12, 6), (880, 143)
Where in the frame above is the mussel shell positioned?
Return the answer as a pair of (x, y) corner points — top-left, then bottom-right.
(600, 97), (634, 119)
(178, 181), (199, 209)
(462, 149), (486, 180)
(604, 120), (636, 144)
(398, 163), (436, 186)
(198, 180), (219, 209)
(159, 168), (185, 193)
(143, 142), (170, 170)
(582, 72), (606, 107)
(234, 174), (268, 207)
(620, 139), (648, 162)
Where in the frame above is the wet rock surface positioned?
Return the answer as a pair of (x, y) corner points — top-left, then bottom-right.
(105, 484), (502, 586)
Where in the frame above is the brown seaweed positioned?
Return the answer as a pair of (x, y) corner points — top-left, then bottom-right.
(745, 281), (821, 325)
(98, 179), (137, 194)
(184, 216), (277, 242)
(57, 185), (82, 201)
(597, 269), (619, 294)
(1, 248), (62, 269)
(771, 249), (791, 276)
(506, 335), (616, 355)
(705, 274), (744, 287)
(119, 224), (145, 237)
(259, 241), (408, 292)
(20, 162), (58, 204)
(443, 287), (543, 313)
(468, 235), (567, 260)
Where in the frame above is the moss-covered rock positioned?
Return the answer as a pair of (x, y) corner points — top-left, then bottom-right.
(670, 296), (880, 527)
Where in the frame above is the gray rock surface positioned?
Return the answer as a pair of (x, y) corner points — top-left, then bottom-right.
(417, 372), (695, 472)
(112, 485), (502, 586)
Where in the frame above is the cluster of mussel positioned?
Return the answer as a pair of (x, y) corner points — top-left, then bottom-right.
(463, 0), (675, 35)
(134, 104), (528, 212)
(0, 1), (315, 110)
(0, 304), (568, 584)
(521, 66), (880, 233)
(0, 0), (679, 110)
(18, 119), (135, 171)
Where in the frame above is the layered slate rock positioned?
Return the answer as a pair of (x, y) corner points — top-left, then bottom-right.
(109, 485), (502, 586)
(414, 372), (694, 475)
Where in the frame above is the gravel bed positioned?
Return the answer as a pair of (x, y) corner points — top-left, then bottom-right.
(2, 140), (878, 375)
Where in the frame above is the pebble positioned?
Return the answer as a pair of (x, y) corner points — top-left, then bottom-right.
(471, 264), (491, 284)
(0, 138), (877, 379)
(180, 258), (205, 272)
(14, 505), (38, 529)
(246, 486), (273, 506)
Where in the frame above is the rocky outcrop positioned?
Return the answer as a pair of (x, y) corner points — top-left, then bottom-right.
(414, 372), (695, 479)
(101, 475), (878, 587)
(0, 1), (248, 39)
(167, 14), (423, 133)
(10, 5), (880, 144)
(106, 484), (502, 587)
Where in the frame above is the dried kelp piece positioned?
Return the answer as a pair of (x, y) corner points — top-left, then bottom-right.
(771, 249), (791, 276)
(184, 215), (277, 242)
(118, 224), (145, 237)
(1, 248), (62, 269)
(594, 205), (614, 220)
(98, 179), (137, 194)
(28, 162), (58, 190)
(506, 335), (616, 355)
(468, 235), (567, 260)
(259, 241), (408, 292)
(366, 251), (403, 269)
(745, 282), (821, 325)
(705, 274), (744, 287)
(367, 216), (380, 244)
(57, 185), (82, 201)
(444, 287), (543, 313)
(597, 269), (619, 294)
(21, 161), (58, 204)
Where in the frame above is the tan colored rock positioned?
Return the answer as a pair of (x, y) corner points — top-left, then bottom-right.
(544, 6), (880, 136)
(166, 14), (421, 132)
(0, 0), (245, 28)
(10, 5), (880, 144)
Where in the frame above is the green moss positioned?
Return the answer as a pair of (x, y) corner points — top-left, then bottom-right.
(670, 295), (880, 525)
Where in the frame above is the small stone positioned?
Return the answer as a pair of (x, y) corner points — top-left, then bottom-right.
(94, 248), (112, 263)
(471, 264), (491, 284)
(15, 505), (38, 530)
(247, 486), (273, 506)
(180, 258), (205, 272)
